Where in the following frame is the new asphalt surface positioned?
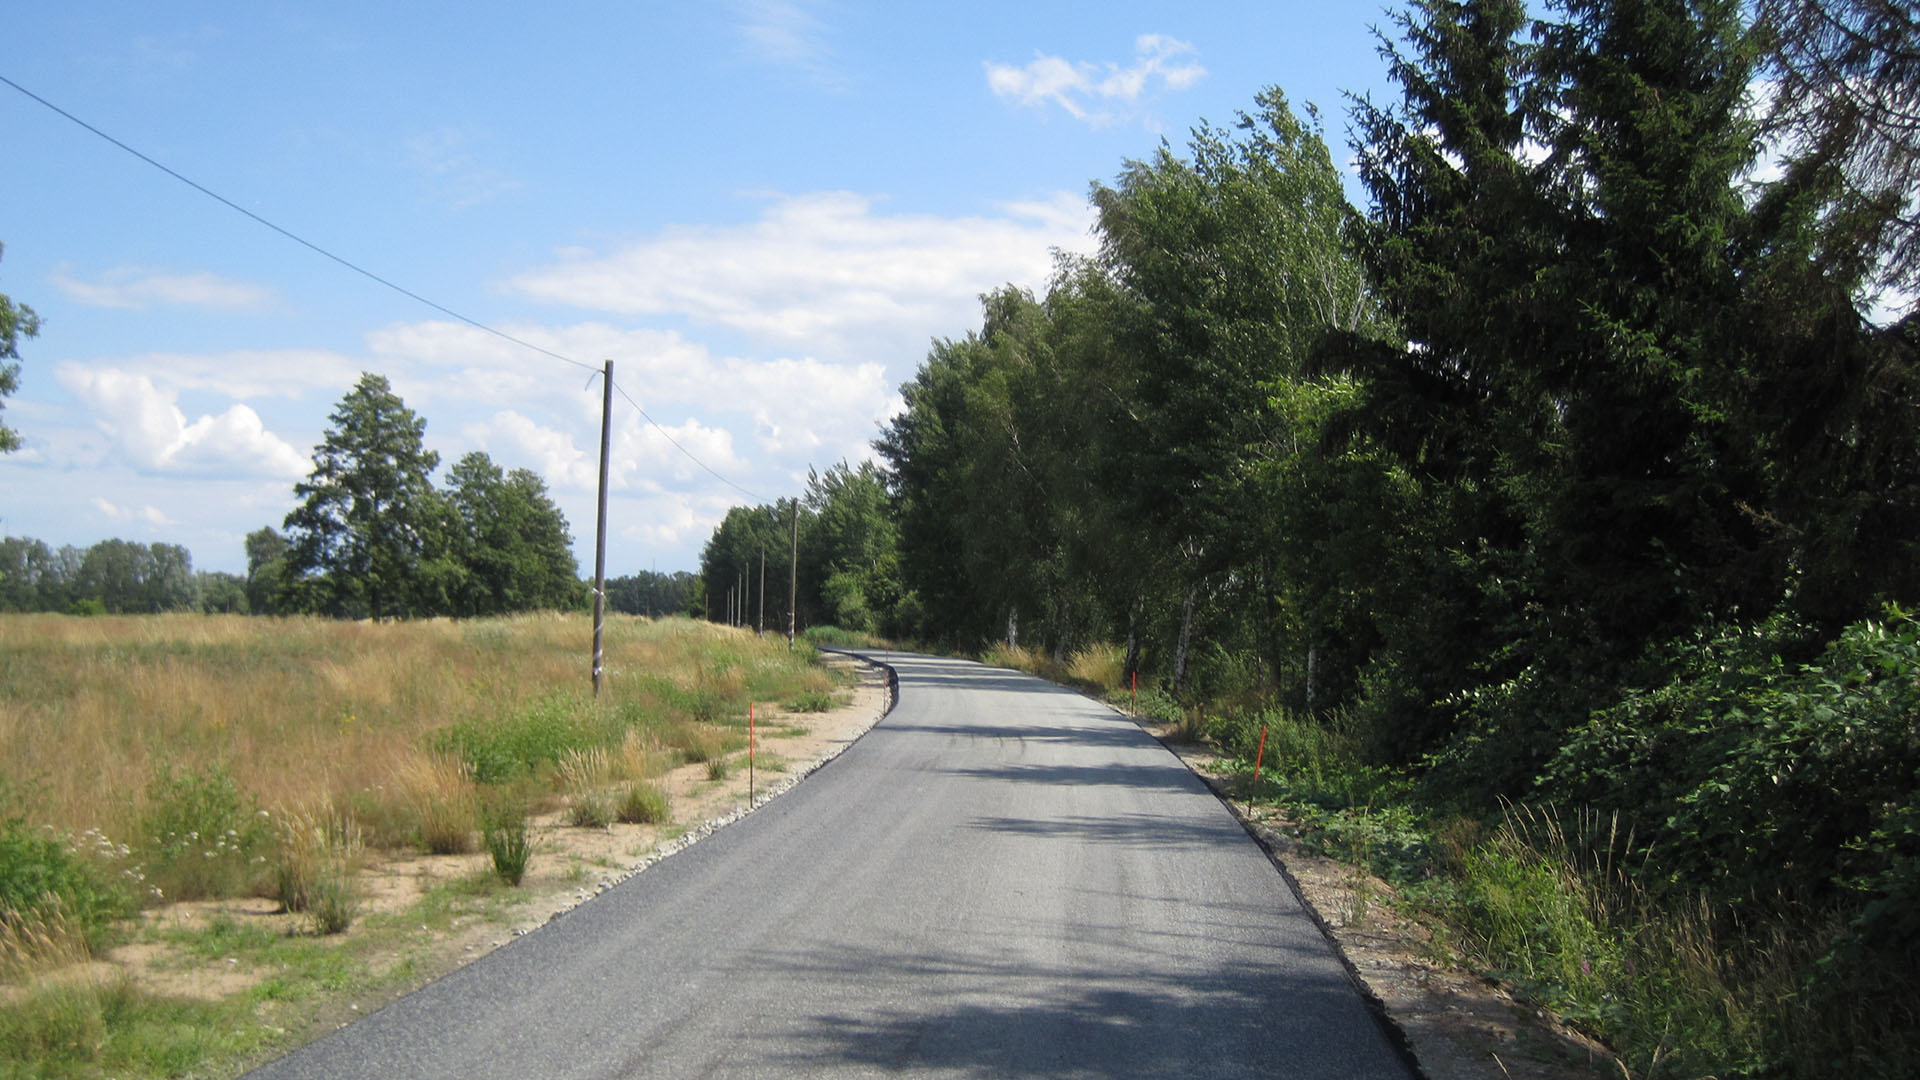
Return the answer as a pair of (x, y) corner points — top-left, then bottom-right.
(245, 650), (1414, 1078)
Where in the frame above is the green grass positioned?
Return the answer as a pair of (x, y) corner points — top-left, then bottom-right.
(615, 782), (671, 825)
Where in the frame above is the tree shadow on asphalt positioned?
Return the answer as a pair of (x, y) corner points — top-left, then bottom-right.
(966, 813), (1241, 849)
(759, 942), (1411, 1079)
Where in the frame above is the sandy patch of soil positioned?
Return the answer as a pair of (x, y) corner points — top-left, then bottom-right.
(1134, 722), (1622, 1080)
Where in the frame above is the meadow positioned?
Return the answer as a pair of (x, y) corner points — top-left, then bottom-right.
(0, 614), (833, 976)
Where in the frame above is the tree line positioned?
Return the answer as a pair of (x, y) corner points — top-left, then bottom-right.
(246, 373), (585, 618)
(2, 373), (597, 619)
(700, 0), (1919, 1064)
(695, 461), (901, 635)
(0, 536), (244, 615)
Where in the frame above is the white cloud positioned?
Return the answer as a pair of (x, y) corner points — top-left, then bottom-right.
(463, 410), (599, 492)
(51, 266), (275, 312)
(91, 497), (174, 526)
(732, 0), (845, 89)
(55, 366), (309, 479)
(618, 488), (740, 549)
(406, 128), (523, 210)
(374, 319), (895, 481)
(83, 347), (361, 400)
(505, 190), (1092, 354)
(986, 34), (1206, 125)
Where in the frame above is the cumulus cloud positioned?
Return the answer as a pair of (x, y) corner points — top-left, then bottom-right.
(376, 319), (894, 481)
(55, 366), (309, 479)
(986, 34), (1206, 125)
(505, 190), (1092, 353)
(51, 266), (275, 312)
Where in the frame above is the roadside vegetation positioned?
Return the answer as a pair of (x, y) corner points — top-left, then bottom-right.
(696, 3), (1920, 1074)
(0, 612), (834, 1078)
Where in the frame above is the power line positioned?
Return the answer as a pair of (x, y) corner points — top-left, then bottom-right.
(613, 381), (764, 502)
(1, 71), (767, 501)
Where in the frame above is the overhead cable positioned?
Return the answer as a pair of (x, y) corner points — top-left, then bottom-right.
(1, 72), (765, 500)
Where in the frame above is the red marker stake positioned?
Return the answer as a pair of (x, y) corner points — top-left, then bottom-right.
(1250, 723), (1268, 812)
(749, 702), (756, 804)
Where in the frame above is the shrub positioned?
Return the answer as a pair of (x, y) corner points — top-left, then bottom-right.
(0, 819), (132, 957)
(615, 782), (671, 825)
(433, 693), (598, 784)
(477, 793), (531, 886)
(139, 766), (269, 902)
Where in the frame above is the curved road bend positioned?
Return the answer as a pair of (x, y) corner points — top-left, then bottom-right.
(247, 650), (1413, 1079)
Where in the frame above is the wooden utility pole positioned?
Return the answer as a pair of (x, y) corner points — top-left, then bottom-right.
(591, 361), (613, 698)
(757, 544), (766, 635)
(787, 498), (799, 650)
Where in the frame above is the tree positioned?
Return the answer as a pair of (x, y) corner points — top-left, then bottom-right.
(282, 373), (441, 619)
(244, 527), (290, 615)
(0, 243), (41, 454)
(1759, 0), (1920, 300)
(197, 571), (248, 614)
(72, 540), (196, 613)
(442, 451), (583, 615)
(0, 536), (55, 611)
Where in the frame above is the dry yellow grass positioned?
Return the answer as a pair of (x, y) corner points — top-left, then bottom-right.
(0, 613), (832, 858)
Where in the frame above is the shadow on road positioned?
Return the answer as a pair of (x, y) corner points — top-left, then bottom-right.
(759, 942), (1407, 1079)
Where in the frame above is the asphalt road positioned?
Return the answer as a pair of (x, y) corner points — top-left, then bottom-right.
(246, 651), (1414, 1079)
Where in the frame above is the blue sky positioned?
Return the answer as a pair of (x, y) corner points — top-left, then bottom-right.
(1, 2), (1396, 576)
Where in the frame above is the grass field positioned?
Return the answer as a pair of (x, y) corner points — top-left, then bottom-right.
(0, 612), (828, 838)
(0, 612), (844, 1077)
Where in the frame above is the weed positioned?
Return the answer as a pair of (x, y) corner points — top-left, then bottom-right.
(477, 793), (531, 886)
(391, 752), (476, 855)
(271, 801), (363, 935)
(139, 765), (270, 903)
(615, 782), (671, 825)
(1065, 643), (1126, 691)
(783, 688), (838, 713)
(706, 757), (733, 782)
(433, 693), (598, 784)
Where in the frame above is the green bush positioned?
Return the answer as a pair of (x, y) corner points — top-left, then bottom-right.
(0, 819), (133, 952)
(139, 766), (269, 902)
(433, 694), (600, 784)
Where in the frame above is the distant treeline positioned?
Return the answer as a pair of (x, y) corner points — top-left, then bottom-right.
(3, 375), (707, 621)
(0, 536), (244, 615)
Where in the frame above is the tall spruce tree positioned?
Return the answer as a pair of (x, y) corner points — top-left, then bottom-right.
(282, 373), (441, 619)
